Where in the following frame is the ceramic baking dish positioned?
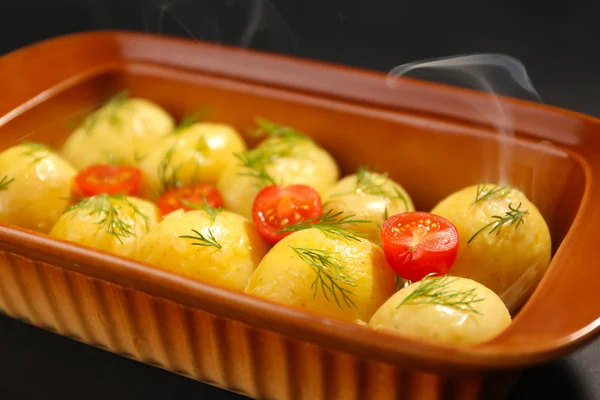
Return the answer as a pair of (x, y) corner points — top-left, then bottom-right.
(0, 31), (599, 400)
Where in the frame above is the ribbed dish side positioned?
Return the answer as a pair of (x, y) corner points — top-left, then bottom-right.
(0, 250), (499, 400)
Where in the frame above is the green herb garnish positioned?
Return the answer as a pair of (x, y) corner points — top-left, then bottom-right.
(173, 109), (210, 132)
(290, 245), (357, 309)
(181, 197), (221, 222)
(65, 194), (150, 244)
(20, 141), (52, 164)
(473, 183), (509, 204)
(277, 209), (370, 242)
(398, 276), (485, 314)
(179, 228), (222, 249)
(468, 202), (529, 244)
(0, 175), (14, 191)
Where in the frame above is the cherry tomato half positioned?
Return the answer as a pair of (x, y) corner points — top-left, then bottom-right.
(252, 184), (322, 245)
(157, 184), (223, 217)
(381, 211), (459, 281)
(73, 165), (142, 197)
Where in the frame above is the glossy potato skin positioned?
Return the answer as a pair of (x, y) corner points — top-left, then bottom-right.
(245, 228), (397, 324)
(369, 277), (512, 346)
(49, 195), (159, 257)
(0, 144), (77, 233)
(217, 138), (340, 220)
(134, 209), (269, 291)
(62, 98), (175, 169)
(138, 122), (247, 200)
(323, 172), (415, 246)
(431, 185), (552, 313)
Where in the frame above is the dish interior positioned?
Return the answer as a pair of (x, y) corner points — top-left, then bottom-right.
(0, 61), (586, 294)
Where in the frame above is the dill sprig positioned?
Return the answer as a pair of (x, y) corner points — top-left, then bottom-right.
(157, 144), (183, 193)
(173, 109), (210, 133)
(0, 175), (14, 191)
(277, 209), (370, 242)
(290, 245), (357, 309)
(20, 141), (52, 164)
(468, 202), (529, 244)
(235, 118), (312, 187)
(398, 276), (485, 315)
(180, 228), (222, 249)
(355, 167), (409, 210)
(81, 90), (129, 135)
(65, 194), (150, 245)
(181, 197), (221, 222)
(473, 183), (509, 204)
(249, 117), (310, 142)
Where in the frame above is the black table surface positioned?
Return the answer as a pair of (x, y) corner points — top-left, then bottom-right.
(2, 1), (600, 399)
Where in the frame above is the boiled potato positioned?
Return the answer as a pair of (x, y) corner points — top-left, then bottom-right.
(369, 276), (511, 346)
(218, 136), (339, 219)
(0, 142), (77, 233)
(431, 184), (551, 313)
(62, 94), (174, 169)
(245, 228), (397, 323)
(138, 122), (247, 200)
(134, 208), (268, 291)
(49, 194), (159, 257)
(323, 168), (415, 246)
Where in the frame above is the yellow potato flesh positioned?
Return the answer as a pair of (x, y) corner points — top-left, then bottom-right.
(62, 98), (175, 169)
(245, 228), (397, 324)
(134, 209), (269, 291)
(49, 195), (159, 257)
(217, 137), (339, 219)
(323, 171), (415, 246)
(369, 276), (511, 346)
(0, 144), (77, 233)
(138, 122), (247, 200)
(431, 184), (551, 313)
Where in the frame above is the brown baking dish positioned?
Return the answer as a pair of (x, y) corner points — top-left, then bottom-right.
(0, 31), (599, 399)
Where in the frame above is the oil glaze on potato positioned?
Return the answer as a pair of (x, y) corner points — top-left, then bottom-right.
(245, 228), (397, 324)
(431, 184), (552, 313)
(62, 96), (174, 169)
(49, 194), (159, 257)
(323, 169), (415, 246)
(138, 122), (247, 200)
(369, 276), (511, 346)
(217, 137), (339, 219)
(0, 143), (77, 233)
(134, 209), (268, 291)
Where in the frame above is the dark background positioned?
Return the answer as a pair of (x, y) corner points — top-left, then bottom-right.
(1, 0), (600, 398)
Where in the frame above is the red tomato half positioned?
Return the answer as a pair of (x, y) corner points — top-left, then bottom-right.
(252, 184), (322, 245)
(381, 211), (459, 281)
(157, 184), (223, 217)
(74, 165), (142, 197)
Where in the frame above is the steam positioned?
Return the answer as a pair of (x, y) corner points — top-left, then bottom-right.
(140, 0), (298, 53)
(386, 54), (570, 222)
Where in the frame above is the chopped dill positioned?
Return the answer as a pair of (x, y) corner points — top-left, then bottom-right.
(173, 109), (210, 133)
(468, 202), (529, 244)
(398, 276), (485, 315)
(290, 245), (357, 309)
(20, 141), (52, 165)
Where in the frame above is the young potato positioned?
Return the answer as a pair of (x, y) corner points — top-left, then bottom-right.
(137, 122), (247, 200)
(0, 142), (77, 233)
(323, 168), (415, 246)
(430, 184), (552, 313)
(133, 208), (269, 291)
(49, 194), (159, 257)
(245, 228), (397, 324)
(369, 276), (511, 346)
(218, 135), (339, 219)
(62, 94), (175, 169)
